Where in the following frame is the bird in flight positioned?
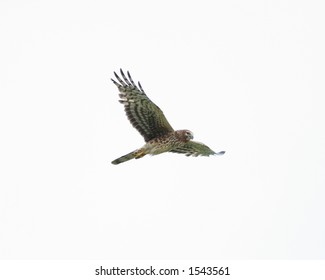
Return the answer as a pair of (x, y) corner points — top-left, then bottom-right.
(111, 69), (225, 165)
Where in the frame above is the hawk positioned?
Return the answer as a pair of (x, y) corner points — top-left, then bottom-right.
(111, 69), (225, 165)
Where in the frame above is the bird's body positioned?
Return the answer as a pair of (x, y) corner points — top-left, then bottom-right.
(111, 69), (225, 165)
(111, 130), (194, 165)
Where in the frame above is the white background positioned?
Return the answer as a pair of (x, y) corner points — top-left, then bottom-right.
(0, 0), (324, 259)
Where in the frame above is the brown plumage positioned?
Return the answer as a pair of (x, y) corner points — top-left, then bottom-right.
(111, 69), (225, 165)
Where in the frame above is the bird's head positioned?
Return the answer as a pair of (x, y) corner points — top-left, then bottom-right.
(177, 129), (194, 142)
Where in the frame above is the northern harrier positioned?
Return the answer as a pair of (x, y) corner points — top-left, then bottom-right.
(111, 69), (225, 165)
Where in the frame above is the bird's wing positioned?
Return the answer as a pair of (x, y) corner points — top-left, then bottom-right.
(112, 69), (174, 142)
(170, 141), (225, 157)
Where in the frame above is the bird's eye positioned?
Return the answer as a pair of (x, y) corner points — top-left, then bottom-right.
(185, 131), (193, 139)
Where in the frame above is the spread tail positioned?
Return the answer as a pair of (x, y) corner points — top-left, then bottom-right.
(111, 149), (145, 165)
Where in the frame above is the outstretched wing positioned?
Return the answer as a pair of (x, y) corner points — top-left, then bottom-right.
(170, 141), (225, 157)
(112, 69), (174, 142)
